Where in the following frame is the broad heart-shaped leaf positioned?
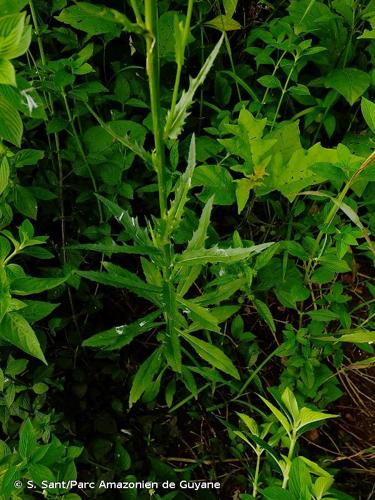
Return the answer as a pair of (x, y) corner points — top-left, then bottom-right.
(10, 276), (67, 295)
(82, 311), (162, 350)
(0, 313), (47, 363)
(176, 242), (274, 266)
(258, 142), (339, 201)
(325, 68), (370, 105)
(182, 332), (240, 379)
(361, 97), (375, 134)
(297, 407), (337, 432)
(129, 348), (163, 407)
(0, 96), (22, 146)
(164, 35), (224, 140)
(55, 2), (141, 36)
(205, 15), (241, 31)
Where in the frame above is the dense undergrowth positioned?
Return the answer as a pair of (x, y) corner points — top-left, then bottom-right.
(0, 0), (374, 498)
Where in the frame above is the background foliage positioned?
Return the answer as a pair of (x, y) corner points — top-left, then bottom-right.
(0, 0), (374, 499)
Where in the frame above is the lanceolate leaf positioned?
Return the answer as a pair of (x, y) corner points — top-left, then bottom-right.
(82, 311), (162, 350)
(182, 332), (240, 379)
(11, 276), (67, 295)
(162, 282), (182, 373)
(129, 348), (163, 407)
(164, 35), (224, 140)
(176, 243), (274, 266)
(0, 313), (47, 363)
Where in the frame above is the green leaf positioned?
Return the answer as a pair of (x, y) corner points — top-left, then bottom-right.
(263, 486), (292, 500)
(0, 313), (47, 363)
(206, 15), (241, 31)
(0, 157), (10, 196)
(14, 185), (37, 219)
(0, 0), (28, 14)
(55, 2), (141, 35)
(115, 442), (131, 471)
(167, 135), (196, 233)
(0, 59), (15, 85)
(237, 412), (258, 435)
(307, 309), (340, 322)
(83, 311), (161, 350)
(177, 297), (219, 332)
(313, 476), (334, 499)
(0, 96), (22, 146)
(361, 97), (375, 134)
(257, 75), (282, 89)
(297, 407), (337, 431)
(192, 164), (235, 205)
(281, 387), (299, 422)
(20, 300), (59, 323)
(223, 0), (238, 17)
(325, 68), (370, 105)
(162, 282), (182, 373)
(19, 418), (36, 459)
(182, 332), (240, 379)
(11, 276), (66, 295)
(129, 348), (163, 407)
(164, 35), (224, 140)
(254, 299), (276, 333)
(316, 330), (375, 344)
(259, 395), (291, 433)
(176, 243), (273, 266)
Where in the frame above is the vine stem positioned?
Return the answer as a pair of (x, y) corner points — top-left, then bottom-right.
(144, 0), (167, 218)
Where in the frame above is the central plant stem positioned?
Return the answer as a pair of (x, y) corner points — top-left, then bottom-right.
(144, 0), (167, 218)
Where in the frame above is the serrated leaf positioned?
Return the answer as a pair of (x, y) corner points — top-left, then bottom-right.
(19, 419), (36, 459)
(164, 35), (224, 140)
(176, 242), (273, 266)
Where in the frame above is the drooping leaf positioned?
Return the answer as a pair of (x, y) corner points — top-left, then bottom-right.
(129, 348), (163, 407)
(0, 313), (47, 363)
(182, 332), (240, 379)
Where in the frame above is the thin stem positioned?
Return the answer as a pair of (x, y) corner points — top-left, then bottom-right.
(271, 57), (298, 129)
(252, 451), (261, 497)
(145, 0), (167, 218)
(282, 432), (297, 489)
(305, 150), (375, 281)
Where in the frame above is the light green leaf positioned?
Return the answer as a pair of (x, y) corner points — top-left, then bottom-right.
(11, 276), (66, 295)
(223, 0), (238, 17)
(0, 0), (28, 14)
(206, 15), (241, 31)
(162, 282), (182, 373)
(0, 97), (22, 146)
(164, 35), (224, 140)
(237, 412), (258, 435)
(192, 164), (235, 205)
(361, 97), (375, 134)
(0, 313), (47, 363)
(325, 68), (370, 105)
(313, 476), (335, 499)
(281, 387), (299, 422)
(307, 309), (340, 322)
(182, 332), (240, 379)
(297, 407), (337, 431)
(129, 348), (163, 407)
(316, 330), (375, 344)
(177, 297), (219, 332)
(0, 59), (15, 85)
(263, 487), (291, 500)
(259, 395), (291, 433)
